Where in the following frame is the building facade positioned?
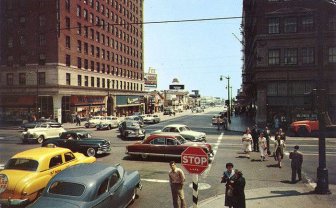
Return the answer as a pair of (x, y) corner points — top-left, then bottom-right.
(242, 0), (336, 127)
(0, 0), (144, 123)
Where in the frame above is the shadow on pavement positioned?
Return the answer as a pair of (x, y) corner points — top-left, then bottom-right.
(247, 190), (314, 201)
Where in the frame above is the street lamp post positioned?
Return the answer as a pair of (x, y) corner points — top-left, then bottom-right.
(220, 75), (231, 123)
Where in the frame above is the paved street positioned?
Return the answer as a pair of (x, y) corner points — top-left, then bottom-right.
(0, 108), (335, 207)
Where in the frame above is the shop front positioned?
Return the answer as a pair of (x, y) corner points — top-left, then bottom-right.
(116, 95), (144, 117)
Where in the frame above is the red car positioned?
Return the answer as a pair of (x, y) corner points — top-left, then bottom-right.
(125, 133), (214, 161)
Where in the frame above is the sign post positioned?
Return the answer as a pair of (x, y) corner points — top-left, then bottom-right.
(181, 147), (209, 208)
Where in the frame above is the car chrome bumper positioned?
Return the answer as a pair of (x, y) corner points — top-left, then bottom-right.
(97, 147), (111, 154)
(0, 198), (29, 206)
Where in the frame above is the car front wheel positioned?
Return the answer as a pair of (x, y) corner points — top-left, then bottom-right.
(37, 135), (45, 144)
(86, 147), (97, 157)
(298, 127), (309, 137)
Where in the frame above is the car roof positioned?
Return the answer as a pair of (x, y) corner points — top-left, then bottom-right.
(51, 163), (116, 185)
(163, 124), (187, 128)
(12, 147), (71, 161)
(61, 130), (89, 134)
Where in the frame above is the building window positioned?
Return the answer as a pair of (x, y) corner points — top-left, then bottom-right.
(90, 61), (94, 71)
(302, 48), (314, 64)
(84, 42), (88, 54)
(7, 73), (14, 86)
(268, 18), (279, 34)
(77, 40), (82, 52)
(328, 15), (336, 31)
(19, 73), (26, 85)
(77, 57), (82, 68)
(91, 77), (94, 87)
(284, 48), (298, 65)
(329, 47), (336, 63)
(83, 9), (88, 20)
(66, 17), (70, 30)
(66, 73), (71, 85)
(90, 45), (94, 56)
(302, 16), (314, 32)
(268, 49), (280, 65)
(102, 78), (105, 88)
(90, 28), (94, 39)
(97, 77), (100, 87)
(19, 35), (25, 46)
(85, 76), (89, 86)
(66, 54), (71, 66)
(96, 1), (100, 11)
(39, 54), (46, 65)
(84, 26), (88, 37)
(284, 17), (297, 33)
(84, 59), (88, 69)
(77, 23), (82, 35)
(77, 5), (81, 17)
(38, 72), (46, 85)
(65, 0), (70, 11)
(89, 13), (94, 24)
(66, 36), (70, 48)
(96, 62), (100, 72)
(78, 75), (82, 86)
(39, 34), (46, 46)
(96, 47), (100, 58)
(7, 37), (13, 48)
(39, 15), (46, 26)
(20, 55), (27, 66)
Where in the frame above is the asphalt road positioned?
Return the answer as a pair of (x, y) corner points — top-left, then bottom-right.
(0, 109), (335, 207)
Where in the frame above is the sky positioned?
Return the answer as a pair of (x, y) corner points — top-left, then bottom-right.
(143, 0), (243, 99)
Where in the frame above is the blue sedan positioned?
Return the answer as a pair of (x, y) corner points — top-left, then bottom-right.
(27, 163), (142, 208)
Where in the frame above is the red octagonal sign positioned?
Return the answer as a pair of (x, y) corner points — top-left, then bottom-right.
(181, 146), (209, 174)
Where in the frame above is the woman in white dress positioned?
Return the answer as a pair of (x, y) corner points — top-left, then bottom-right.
(258, 132), (267, 161)
(242, 128), (252, 159)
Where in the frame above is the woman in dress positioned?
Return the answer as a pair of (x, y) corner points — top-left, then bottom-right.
(258, 132), (267, 161)
(221, 163), (236, 208)
(241, 128), (252, 159)
(273, 135), (286, 168)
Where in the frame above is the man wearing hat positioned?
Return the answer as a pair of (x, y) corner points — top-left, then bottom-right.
(289, 145), (303, 183)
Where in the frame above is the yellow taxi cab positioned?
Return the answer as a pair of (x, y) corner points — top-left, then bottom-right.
(0, 147), (96, 206)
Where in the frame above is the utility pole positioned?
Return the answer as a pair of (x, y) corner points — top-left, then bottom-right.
(220, 75), (231, 123)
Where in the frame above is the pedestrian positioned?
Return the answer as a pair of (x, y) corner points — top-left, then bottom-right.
(168, 161), (186, 208)
(223, 116), (228, 130)
(216, 116), (222, 131)
(232, 170), (246, 208)
(274, 115), (280, 129)
(264, 126), (271, 155)
(251, 125), (259, 152)
(258, 132), (267, 161)
(273, 135), (285, 168)
(221, 162), (236, 208)
(275, 128), (287, 142)
(241, 128), (252, 159)
(289, 145), (303, 183)
(75, 114), (81, 126)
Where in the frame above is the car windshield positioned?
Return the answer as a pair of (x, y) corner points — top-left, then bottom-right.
(48, 181), (85, 197)
(179, 126), (191, 131)
(176, 136), (187, 144)
(5, 158), (38, 171)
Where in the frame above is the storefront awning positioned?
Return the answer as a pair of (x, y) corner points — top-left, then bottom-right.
(117, 104), (142, 108)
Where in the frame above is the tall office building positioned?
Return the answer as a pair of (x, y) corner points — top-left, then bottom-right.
(241, 0), (336, 126)
(0, 0), (144, 123)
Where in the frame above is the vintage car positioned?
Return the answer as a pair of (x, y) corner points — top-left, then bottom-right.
(27, 163), (141, 208)
(290, 119), (336, 137)
(21, 122), (66, 144)
(42, 130), (111, 157)
(96, 116), (120, 130)
(124, 115), (144, 127)
(143, 114), (161, 124)
(0, 147), (96, 206)
(163, 108), (176, 115)
(152, 124), (207, 142)
(84, 116), (103, 128)
(19, 119), (59, 131)
(212, 115), (224, 125)
(119, 121), (146, 140)
(126, 133), (213, 161)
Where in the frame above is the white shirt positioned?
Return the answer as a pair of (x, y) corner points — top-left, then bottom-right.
(169, 167), (185, 184)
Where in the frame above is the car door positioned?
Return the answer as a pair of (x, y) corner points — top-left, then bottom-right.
(91, 178), (111, 208)
(148, 137), (166, 157)
(107, 171), (126, 208)
(165, 138), (181, 158)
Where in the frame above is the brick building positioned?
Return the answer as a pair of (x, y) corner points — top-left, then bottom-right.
(0, 0), (144, 123)
(241, 0), (336, 127)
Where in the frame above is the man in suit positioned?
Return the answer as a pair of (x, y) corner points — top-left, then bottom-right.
(289, 145), (303, 183)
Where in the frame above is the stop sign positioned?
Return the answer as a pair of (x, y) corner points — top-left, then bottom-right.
(181, 146), (209, 174)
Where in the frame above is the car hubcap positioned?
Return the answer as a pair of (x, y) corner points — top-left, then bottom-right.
(37, 136), (44, 144)
(87, 148), (96, 156)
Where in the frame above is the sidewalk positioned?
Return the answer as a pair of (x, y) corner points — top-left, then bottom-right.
(196, 185), (334, 208)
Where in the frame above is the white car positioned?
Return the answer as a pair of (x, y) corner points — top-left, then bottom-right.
(21, 122), (66, 144)
(84, 116), (104, 128)
(152, 124), (206, 142)
(143, 114), (160, 124)
(96, 116), (120, 130)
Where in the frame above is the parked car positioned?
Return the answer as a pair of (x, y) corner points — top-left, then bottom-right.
(143, 114), (160, 124)
(0, 147), (96, 206)
(119, 121), (146, 140)
(27, 163), (141, 208)
(21, 122), (66, 144)
(42, 130), (111, 157)
(152, 124), (207, 142)
(125, 115), (144, 127)
(96, 116), (120, 130)
(212, 115), (224, 125)
(19, 119), (59, 131)
(84, 116), (103, 128)
(126, 133), (213, 160)
(290, 119), (336, 137)
(163, 108), (176, 115)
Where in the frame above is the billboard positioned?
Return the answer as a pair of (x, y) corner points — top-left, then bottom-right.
(144, 73), (157, 89)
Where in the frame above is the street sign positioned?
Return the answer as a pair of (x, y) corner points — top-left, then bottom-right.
(181, 146), (209, 175)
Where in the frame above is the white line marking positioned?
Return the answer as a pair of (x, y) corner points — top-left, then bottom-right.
(141, 179), (169, 183)
(0, 137), (4, 140)
(202, 133), (223, 178)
